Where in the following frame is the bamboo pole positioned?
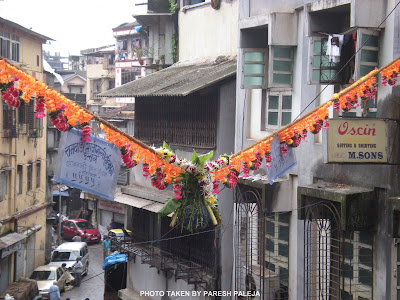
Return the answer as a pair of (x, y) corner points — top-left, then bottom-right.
(231, 56), (400, 159)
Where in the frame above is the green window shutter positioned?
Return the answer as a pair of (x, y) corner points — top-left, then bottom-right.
(242, 49), (267, 89)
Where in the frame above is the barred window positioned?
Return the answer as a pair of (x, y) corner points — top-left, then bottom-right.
(265, 212), (290, 289)
(135, 95), (217, 148)
(27, 164), (32, 191)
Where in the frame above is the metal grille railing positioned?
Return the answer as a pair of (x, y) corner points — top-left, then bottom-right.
(304, 200), (373, 300)
(235, 184), (289, 300)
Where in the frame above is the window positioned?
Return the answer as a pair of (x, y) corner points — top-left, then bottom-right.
(2, 103), (17, 138)
(1, 31), (11, 59)
(185, 0), (205, 4)
(356, 29), (379, 78)
(310, 29), (379, 86)
(12, 35), (20, 62)
(68, 85), (83, 94)
(120, 39), (127, 51)
(242, 49), (267, 89)
(27, 164), (32, 191)
(121, 68), (141, 85)
(264, 92), (292, 128)
(135, 94), (217, 148)
(0, 171), (9, 202)
(342, 231), (373, 299)
(270, 46), (294, 86)
(17, 165), (22, 194)
(36, 55), (39, 67)
(36, 162), (41, 188)
(265, 212), (290, 290)
(18, 102), (27, 134)
(27, 100), (43, 138)
(108, 79), (115, 90)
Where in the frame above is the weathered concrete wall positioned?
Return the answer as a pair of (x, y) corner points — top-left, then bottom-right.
(179, 0), (238, 61)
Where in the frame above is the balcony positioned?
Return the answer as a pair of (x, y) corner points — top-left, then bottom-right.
(111, 233), (216, 287)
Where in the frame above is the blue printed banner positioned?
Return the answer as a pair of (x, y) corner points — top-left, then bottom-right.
(53, 129), (121, 200)
(264, 136), (297, 185)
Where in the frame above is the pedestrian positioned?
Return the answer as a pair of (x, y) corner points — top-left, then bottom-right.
(72, 257), (83, 287)
(48, 281), (60, 300)
(61, 263), (75, 287)
(81, 230), (87, 243)
(102, 236), (111, 256)
(72, 233), (81, 242)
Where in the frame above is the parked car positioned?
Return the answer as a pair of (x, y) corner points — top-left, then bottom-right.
(29, 265), (67, 298)
(59, 219), (101, 243)
(49, 242), (90, 276)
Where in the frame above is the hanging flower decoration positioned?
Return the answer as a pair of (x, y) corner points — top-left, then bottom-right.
(1, 56), (400, 231)
(381, 59), (400, 86)
(1, 77), (21, 108)
(157, 142), (226, 231)
(35, 97), (46, 118)
(49, 105), (71, 132)
(81, 124), (92, 142)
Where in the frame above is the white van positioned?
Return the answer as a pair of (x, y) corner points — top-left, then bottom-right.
(49, 242), (90, 275)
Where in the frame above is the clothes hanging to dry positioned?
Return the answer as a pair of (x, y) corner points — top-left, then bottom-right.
(326, 34), (344, 63)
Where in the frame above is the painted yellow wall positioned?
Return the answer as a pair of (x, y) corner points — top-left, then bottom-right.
(0, 19), (49, 274)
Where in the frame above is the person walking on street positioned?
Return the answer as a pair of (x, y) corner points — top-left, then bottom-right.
(61, 263), (75, 287)
(102, 236), (111, 256)
(72, 233), (81, 242)
(81, 230), (87, 243)
(72, 257), (83, 287)
(48, 281), (60, 300)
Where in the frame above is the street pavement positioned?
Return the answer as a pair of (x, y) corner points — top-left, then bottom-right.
(61, 242), (106, 300)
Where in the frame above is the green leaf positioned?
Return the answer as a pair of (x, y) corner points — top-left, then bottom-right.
(162, 141), (173, 152)
(198, 151), (213, 165)
(158, 197), (181, 217)
(191, 150), (200, 164)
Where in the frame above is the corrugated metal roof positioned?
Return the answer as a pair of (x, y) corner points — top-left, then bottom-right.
(98, 57), (237, 98)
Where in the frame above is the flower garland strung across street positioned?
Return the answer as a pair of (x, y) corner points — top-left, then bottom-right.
(2, 57), (400, 230)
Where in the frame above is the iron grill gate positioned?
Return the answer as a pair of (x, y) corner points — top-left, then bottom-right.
(235, 185), (289, 300)
(304, 200), (373, 299)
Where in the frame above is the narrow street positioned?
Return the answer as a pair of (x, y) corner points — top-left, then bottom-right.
(61, 242), (105, 300)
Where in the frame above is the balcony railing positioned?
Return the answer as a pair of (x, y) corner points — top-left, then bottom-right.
(111, 235), (216, 287)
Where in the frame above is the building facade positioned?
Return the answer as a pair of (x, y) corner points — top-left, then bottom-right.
(83, 46), (118, 114)
(235, 0), (400, 299)
(0, 17), (51, 294)
(99, 0), (239, 299)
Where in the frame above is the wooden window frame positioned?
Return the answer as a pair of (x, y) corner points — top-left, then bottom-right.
(264, 90), (293, 129)
(269, 46), (294, 87)
(241, 48), (268, 89)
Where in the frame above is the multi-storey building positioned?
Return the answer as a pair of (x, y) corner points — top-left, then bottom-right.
(0, 17), (51, 293)
(113, 21), (147, 105)
(235, 0), (400, 299)
(82, 45), (117, 114)
(99, 0), (238, 298)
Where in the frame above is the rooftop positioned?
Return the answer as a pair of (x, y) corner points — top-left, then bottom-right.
(98, 56), (237, 98)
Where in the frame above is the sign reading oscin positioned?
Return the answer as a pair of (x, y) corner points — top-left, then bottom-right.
(53, 128), (121, 200)
(325, 119), (388, 163)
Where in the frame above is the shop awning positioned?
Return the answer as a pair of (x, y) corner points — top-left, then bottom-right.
(114, 185), (173, 215)
(0, 232), (26, 259)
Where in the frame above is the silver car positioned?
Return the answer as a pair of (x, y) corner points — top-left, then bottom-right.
(29, 264), (67, 297)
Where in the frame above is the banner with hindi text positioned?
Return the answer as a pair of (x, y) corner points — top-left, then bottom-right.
(53, 129), (121, 200)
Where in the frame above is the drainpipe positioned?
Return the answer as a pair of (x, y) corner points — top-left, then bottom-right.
(58, 185), (62, 245)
